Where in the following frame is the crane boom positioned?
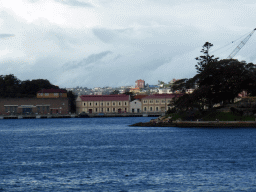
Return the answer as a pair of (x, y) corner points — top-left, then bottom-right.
(227, 28), (256, 59)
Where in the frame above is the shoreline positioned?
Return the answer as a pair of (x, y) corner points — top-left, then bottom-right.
(130, 121), (256, 128)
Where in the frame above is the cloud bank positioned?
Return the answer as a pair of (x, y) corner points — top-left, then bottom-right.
(0, 0), (255, 88)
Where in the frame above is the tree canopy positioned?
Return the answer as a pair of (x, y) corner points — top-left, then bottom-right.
(174, 42), (256, 111)
(0, 74), (59, 98)
(195, 42), (219, 73)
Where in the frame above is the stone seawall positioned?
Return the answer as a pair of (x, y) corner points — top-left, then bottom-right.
(130, 121), (256, 128)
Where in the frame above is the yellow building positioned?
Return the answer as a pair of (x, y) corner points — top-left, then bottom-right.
(76, 95), (130, 114)
(141, 94), (183, 113)
(37, 89), (67, 98)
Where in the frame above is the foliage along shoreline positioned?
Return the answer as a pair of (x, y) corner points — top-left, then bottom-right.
(131, 42), (256, 127)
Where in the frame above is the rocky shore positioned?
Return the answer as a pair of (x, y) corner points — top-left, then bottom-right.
(130, 117), (256, 128)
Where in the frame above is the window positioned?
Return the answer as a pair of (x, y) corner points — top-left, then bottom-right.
(144, 100), (147, 103)
(113, 108), (115, 112)
(113, 102), (115, 106)
(101, 102), (103, 106)
(96, 108), (98, 112)
(156, 107), (158, 111)
(89, 102), (92, 106)
(156, 100), (159, 103)
(107, 102), (109, 106)
(135, 102), (136, 104)
(54, 93), (58, 96)
(107, 108), (109, 112)
(125, 102), (127, 105)
(144, 107), (147, 111)
(150, 100), (153, 103)
(119, 102), (121, 105)
(84, 103), (86, 106)
(162, 100), (165, 103)
(102, 108), (103, 112)
(45, 93), (49, 96)
(95, 102), (97, 106)
(150, 107), (153, 111)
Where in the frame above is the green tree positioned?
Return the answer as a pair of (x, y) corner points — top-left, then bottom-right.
(171, 78), (195, 93)
(0, 74), (59, 98)
(174, 42), (256, 111)
(67, 91), (76, 113)
(184, 59), (256, 110)
(0, 74), (21, 97)
(195, 42), (219, 73)
(110, 90), (120, 95)
(20, 79), (59, 97)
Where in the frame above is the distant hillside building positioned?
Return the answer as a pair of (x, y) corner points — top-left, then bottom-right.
(135, 79), (145, 89)
(158, 88), (172, 94)
(130, 87), (141, 94)
(76, 95), (130, 114)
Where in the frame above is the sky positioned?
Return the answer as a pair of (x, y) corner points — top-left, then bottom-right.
(0, 0), (256, 88)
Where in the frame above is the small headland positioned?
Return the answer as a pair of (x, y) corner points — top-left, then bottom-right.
(130, 120), (256, 128)
(130, 102), (256, 128)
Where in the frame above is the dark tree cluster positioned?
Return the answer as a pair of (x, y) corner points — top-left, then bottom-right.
(173, 42), (256, 111)
(0, 74), (59, 98)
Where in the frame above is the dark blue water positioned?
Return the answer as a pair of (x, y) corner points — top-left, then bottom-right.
(1, 117), (256, 191)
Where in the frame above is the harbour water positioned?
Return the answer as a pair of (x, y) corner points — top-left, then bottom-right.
(1, 117), (256, 191)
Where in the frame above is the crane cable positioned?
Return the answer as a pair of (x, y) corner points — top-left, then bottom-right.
(209, 31), (251, 55)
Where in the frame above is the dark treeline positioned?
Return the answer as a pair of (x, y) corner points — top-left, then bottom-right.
(171, 42), (256, 112)
(0, 74), (59, 98)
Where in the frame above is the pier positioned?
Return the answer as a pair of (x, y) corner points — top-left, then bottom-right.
(86, 112), (163, 118)
(0, 114), (78, 119)
(0, 112), (162, 119)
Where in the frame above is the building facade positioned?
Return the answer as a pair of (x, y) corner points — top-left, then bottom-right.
(141, 94), (183, 113)
(76, 95), (130, 114)
(130, 100), (142, 113)
(0, 98), (70, 115)
(135, 79), (145, 89)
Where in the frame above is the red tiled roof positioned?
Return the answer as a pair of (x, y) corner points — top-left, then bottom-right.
(134, 95), (148, 100)
(79, 95), (130, 101)
(37, 89), (67, 93)
(142, 94), (183, 99)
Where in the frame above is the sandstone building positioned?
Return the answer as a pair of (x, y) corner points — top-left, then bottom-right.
(76, 95), (130, 114)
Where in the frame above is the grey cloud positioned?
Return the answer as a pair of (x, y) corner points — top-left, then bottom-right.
(27, 0), (40, 3)
(54, 0), (93, 7)
(64, 51), (112, 70)
(44, 32), (73, 50)
(0, 34), (15, 38)
(93, 27), (135, 44)
(93, 28), (116, 43)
